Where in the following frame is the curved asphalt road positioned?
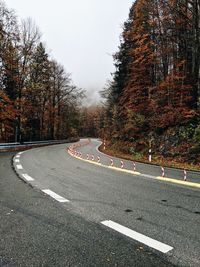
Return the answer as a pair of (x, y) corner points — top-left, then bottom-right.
(3, 139), (200, 266)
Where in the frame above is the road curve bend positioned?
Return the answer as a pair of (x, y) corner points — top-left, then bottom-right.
(12, 139), (200, 267)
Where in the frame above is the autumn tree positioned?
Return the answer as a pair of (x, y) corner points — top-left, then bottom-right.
(0, 1), (84, 142)
(79, 106), (104, 137)
(102, 0), (200, 160)
(0, 90), (16, 141)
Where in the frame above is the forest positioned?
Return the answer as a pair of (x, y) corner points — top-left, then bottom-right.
(100, 0), (200, 164)
(0, 1), (84, 142)
(1, 0), (200, 165)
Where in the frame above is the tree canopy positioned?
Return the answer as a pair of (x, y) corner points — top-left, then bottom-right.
(101, 0), (200, 162)
(0, 1), (84, 142)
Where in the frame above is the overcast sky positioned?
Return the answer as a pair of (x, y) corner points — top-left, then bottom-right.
(6, 0), (133, 105)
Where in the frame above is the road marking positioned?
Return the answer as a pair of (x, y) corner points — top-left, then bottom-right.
(15, 159), (20, 163)
(69, 152), (141, 176)
(156, 176), (200, 189)
(95, 143), (107, 155)
(22, 174), (34, 181)
(69, 151), (200, 189)
(108, 166), (141, 175)
(15, 155), (20, 158)
(16, 164), (23, 170)
(101, 220), (173, 254)
(142, 174), (155, 179)
(18, 151), (26, 155)
(42, 189), (69, 203)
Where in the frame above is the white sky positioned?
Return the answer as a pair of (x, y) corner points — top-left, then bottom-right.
(5, 0), (133, 105)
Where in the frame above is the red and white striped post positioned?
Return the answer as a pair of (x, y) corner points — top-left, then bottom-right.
(110, 158), (113, 167)
(133, 162), (136, 171)
(184, 169), (187, 181)
(121, 160), (124, 169)
(103, 140), (106, 150)
(97, 156), (100, 163)
(161, 166), (165, 177)
(149, 148), (152, 162)
(87, 154), (89, 160)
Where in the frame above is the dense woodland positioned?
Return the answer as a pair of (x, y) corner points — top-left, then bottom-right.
(101, 0), (200, 163)
(0, 1), (84, 142)
(1, 0), (200, 164)
(79, 106), (104, 138)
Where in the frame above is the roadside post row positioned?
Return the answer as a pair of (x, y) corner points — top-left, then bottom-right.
(68, 141), (200, 189)
(68, 142), (139, 174)
(68, 142), (188, 181)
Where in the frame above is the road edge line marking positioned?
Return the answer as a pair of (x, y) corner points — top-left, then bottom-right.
(16, 164), (23, 170)
(68, 151), (200, 189)
(156, 176), (200, 188)
(108, 166), (140, 175)
(18, 151), (25, 155)
(42, 189), (69, 203)
(69, 153), (141, 176)
(22, 174), (35, 182)
(101, 220), (173, 254)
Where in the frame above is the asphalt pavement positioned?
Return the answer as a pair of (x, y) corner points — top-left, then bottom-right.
(1, 139), (200, 266)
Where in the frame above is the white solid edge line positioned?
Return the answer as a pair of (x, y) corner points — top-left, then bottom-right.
(101, 220), (173, 254)
(95, 143), (109, 157)
(18, 151), (26, 155)
(42, 189), (69, 203)
(22, 173), (34, 181)
(16, 164), (23, 170)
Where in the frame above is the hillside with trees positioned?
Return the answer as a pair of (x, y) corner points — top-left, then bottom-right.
(101, 0), (200, 165)
(0, 1), (84, 142)
(78, 106), (104, 138)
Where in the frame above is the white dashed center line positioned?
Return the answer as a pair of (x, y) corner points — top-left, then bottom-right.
(16, 164), (23, 170)
(101, 220), (173, 253)
(42, 189), (69, 203)
(15, 159), (20, 163)
(22, 174), (34, 181)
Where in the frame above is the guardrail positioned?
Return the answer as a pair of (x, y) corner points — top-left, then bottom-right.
(0, 139), (78, 152)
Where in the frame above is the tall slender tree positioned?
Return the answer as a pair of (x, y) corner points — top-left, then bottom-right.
(102, 0), (200, 159)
